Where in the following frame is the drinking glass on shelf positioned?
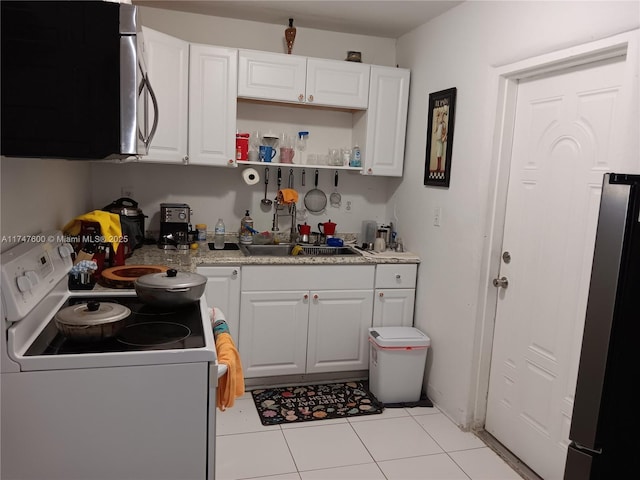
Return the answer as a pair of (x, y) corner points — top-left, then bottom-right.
(250, 130), (262, 151)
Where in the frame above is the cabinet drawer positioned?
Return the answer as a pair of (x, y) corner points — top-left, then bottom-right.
(375, 264), (417, 289)
(242, 265), (374, 291)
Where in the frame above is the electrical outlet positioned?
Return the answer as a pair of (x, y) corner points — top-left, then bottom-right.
(433, 207), (442, 227)
(121, 186), (134, 198)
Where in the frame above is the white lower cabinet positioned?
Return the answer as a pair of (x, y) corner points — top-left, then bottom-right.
(196, 266), (241, 342)
(307, 289), (373, 373)
(239, 290), (309, 377)
(372, 264), (418, 327)
(239, 265), (375, 378)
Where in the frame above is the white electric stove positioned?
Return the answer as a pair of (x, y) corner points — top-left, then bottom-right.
(1, 232), (224, 480)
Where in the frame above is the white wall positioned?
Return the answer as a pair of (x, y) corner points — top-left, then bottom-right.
(89, 6), (400, 237)
(395, 0), (639, 426)
(0, 158), (92, 252)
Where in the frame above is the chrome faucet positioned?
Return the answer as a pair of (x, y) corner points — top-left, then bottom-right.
(272, 198), (297, 243)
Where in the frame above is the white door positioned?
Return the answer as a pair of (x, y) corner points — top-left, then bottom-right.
(485, 53), (637, 479)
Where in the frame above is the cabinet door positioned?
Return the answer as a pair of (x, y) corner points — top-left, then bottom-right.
(363, 66), (410, 176)
(238, 49), (307, 104)
(372, 288), (416, 327)
(188, 44), (238, 166)
(307, 290), (374, 373)
(306, 58), (370, 109)
(239, 291), (309, 378)
(196, 266), (241, 343)
(142, 27), (189, 164)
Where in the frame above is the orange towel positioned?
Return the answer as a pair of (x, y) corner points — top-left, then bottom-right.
(216, 332), (245, 411)
(277, 188), (298, 204)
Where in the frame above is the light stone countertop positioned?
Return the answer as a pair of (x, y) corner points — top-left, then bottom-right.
(126, 243), (420, 272)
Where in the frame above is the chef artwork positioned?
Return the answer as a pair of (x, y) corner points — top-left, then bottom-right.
(424, 87), (457, 187)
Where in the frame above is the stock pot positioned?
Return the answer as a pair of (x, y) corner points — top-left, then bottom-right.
(134, 269), (206, 307)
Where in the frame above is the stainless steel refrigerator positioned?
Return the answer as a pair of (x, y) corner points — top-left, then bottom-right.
(565, 173), (640, 479)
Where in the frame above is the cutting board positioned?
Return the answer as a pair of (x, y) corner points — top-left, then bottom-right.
(100, 265), (169, 289)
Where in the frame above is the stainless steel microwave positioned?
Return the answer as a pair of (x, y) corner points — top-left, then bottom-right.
(1, 1), (158, 160)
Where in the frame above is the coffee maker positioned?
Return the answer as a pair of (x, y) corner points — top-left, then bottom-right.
(158, 203), (191, 250)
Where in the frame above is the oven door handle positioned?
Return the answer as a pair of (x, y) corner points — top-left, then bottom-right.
(217, 363), (228, 379)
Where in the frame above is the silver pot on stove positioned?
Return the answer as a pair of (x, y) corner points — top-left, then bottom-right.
(134, 269), (206, 307)
(55, 301), (131, 341)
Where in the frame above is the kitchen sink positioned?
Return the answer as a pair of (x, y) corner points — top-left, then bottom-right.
(239, 243), (361, 257)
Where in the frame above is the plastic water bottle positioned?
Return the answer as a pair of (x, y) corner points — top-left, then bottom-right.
(214, 218), (225, 250)
(350, 144), (361, 167)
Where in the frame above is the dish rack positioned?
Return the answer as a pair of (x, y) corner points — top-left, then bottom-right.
(300, 245), (343, 255)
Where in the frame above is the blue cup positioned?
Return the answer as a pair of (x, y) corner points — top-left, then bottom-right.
(259, 145), (276, 162)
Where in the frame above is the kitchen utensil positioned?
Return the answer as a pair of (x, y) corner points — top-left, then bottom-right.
(329, 170), (341, 207)
(100, 265), (169, 289)
(55, 301), (131, 341)
(134, 269), (207, 307)
(261, 167), (272, 207)
(304, 169), (327, 214)
(298, 222), (311, 242)
(373, 236), (386, 252)
(102, 197), (146, 251)
(318, 220), (337, 237)
(288, 168), (294, 188)
(302, 169), (306, 186)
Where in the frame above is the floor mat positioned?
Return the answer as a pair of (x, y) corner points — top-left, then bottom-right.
(251, 381), (384, 425)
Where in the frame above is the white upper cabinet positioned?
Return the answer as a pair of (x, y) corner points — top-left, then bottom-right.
(306, 58), (370, 109)
(142, 28), (238, 167)
(362, 66), (410, 177)
(238, 50), (370, 109)
(188, 44), (238, 167)
(238, 50), (307, 104)
(142, 27), (189, 164)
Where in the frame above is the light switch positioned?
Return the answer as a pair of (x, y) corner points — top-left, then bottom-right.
(434, 207), (442, 227)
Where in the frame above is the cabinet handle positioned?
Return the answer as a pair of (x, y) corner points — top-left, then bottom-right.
(303, 294), (308, 300)
(313, 294), (319, 300)
(183, 155), (189, 164)
(308, 94), (314, 102)
(396, 274), (401, 280)
(298, 94), (304, 101)
(367, 167), (373, 174)
(379, 292), (384, 297)
(232, 269), (238, 276)
(228, 159), (235, 165)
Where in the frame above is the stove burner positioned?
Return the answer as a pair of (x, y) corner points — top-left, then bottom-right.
(117, 322), (191, 347)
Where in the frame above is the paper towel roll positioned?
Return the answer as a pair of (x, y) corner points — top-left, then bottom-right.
(242, 168), (260, 186)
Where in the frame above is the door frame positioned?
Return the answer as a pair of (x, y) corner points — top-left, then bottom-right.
(471, 30), (638, 430)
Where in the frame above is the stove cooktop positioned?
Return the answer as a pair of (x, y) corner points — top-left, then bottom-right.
(25, 296), (206, 356)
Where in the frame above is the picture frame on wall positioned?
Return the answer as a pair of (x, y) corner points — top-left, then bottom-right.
(424, 87), (457, 187)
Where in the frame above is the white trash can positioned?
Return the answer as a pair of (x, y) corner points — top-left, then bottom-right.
(368, 327), (430, 403)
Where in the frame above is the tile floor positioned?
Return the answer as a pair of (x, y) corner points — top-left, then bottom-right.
(216, 392), (524, 480)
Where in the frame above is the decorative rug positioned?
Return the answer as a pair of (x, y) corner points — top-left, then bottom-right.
(251, 381), (384, 425)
